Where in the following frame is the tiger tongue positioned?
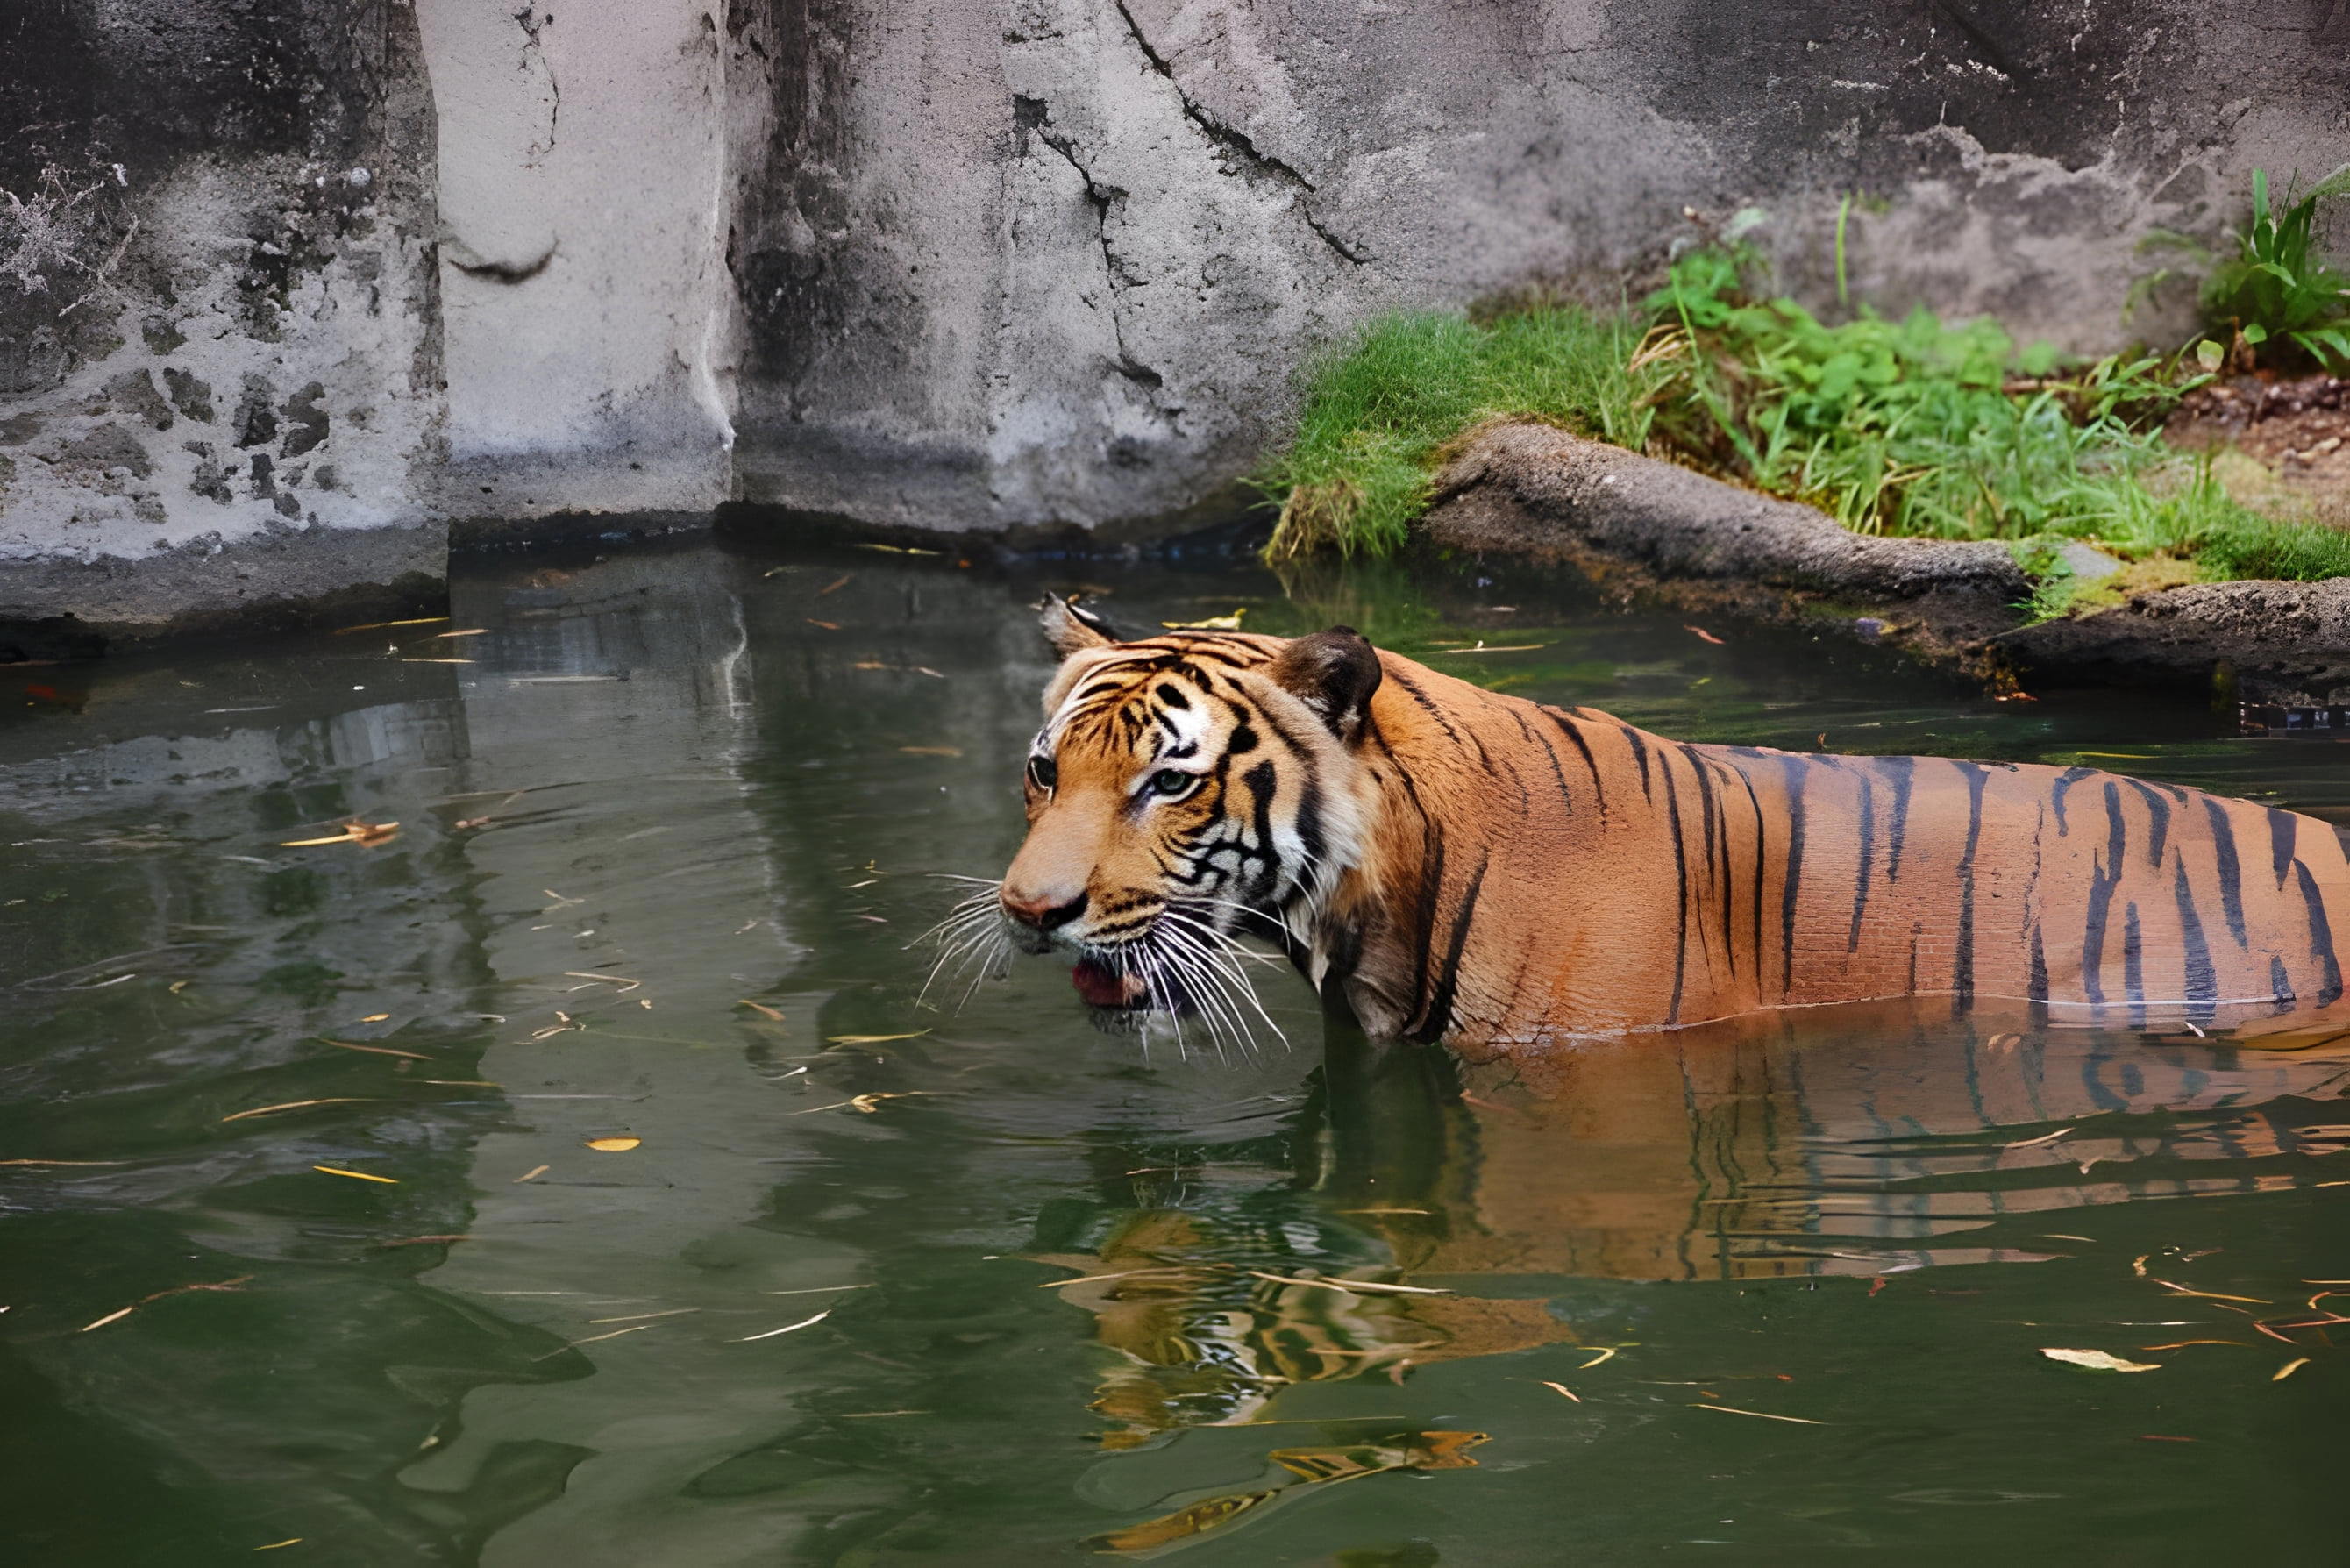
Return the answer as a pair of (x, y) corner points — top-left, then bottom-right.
(1072, 957), (1144, 1009)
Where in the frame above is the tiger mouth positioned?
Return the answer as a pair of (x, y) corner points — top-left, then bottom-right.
(1072, 953), (1152, 1010)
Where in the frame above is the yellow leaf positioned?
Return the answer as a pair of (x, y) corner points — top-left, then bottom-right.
(585, 1137), (642, 1152)
(1540, 1380), (1581, 1402)
(80, 1306), (136, 1332)
(825, 1030), (930, 1045)
(1161, 609), (1245, 631)
(2041, 1348), (2161, 1372)
(2274, 1358), (2311, 1381)
(737, 999), (786, 1022)
(513, 1164), (550, 1183)
(360, 1014), (389, 1023)
(314, 1165), (399, 1184)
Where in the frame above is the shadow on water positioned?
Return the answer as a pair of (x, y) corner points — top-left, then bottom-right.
(2, 537), (2346, 1564)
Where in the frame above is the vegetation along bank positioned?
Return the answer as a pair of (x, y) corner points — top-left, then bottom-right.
(1257, 171), (2350, 706)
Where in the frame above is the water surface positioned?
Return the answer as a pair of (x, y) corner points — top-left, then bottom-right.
(4, 538), (2346, 1564)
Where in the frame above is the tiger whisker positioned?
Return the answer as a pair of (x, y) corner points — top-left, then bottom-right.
(1149, 918), (1278, 1057)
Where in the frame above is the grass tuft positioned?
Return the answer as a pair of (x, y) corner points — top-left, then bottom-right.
(1256, 308), (1656, 560)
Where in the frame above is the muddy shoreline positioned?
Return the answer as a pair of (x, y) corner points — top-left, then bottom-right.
(1423, 421), (2350, 714)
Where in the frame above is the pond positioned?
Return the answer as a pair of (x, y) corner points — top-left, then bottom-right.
(3, 532), (2345, 1565)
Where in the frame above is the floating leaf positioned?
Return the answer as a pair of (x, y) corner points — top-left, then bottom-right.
(80, 1306), (136, 1332)
(314, 1165), (398, 1184)
(1540, 1380), (1581, 1403)
(736, 1000), (786, 1022)
(1161, 609), (1246, 631)
(2274, 1357), (2311, 1381)
(513, 1165), (549, 1183)
(734, 1309), (832, 1342)
(1684, 624), (1727, 645)
(825, 1031), (929, 1045)
(584, 1137), (641, 1152)
(2041, 1348), (2161, 1372)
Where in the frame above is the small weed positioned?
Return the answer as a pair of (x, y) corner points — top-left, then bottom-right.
(2197, 165), (2350, 373)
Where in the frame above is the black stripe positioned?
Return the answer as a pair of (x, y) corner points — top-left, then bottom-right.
(1775, 755), (1809, 995)
(1623, 725), (1655, 802)
(1154, 682), (1190, 709)
(1726, 759), (1769, 980)
(1511, 707), (1572, 813)
(2027, 923), (2049, 1009)
(2202, 797), (2248, 947)
(1952, 761), (1988, 1013)
(2172, 859), (2217, 1017)
(1411, 853), (1489, 1044)
(1544, 709), (1608, 819)
(2292, 859), (2345, 1007)
(2123, 778), (2172, 869)
(2080, 782), (2126, 1007)
(2049, 766), (2093, 837)
(1385, 666), (1472, 754)
(2268, 809), (2298, 889)
(1682, 748), (1730, 975)
(2271, 953), (2296, 1007)
(1877, 754), (1915, 880)
(1847, 773), (1876, 952)
(1659, 752), (1691, 1023)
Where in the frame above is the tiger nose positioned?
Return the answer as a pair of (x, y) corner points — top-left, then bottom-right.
(1001, 888), (1088, 931)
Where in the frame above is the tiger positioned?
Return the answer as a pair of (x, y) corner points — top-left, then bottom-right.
(988, 596), (2350, 1053)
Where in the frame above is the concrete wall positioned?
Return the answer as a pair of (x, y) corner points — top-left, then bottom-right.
(0, 0), (446, 636)
(4, 1), (2347, 635)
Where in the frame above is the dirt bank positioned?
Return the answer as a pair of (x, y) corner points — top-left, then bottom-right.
(1422, 421), (2350, 709)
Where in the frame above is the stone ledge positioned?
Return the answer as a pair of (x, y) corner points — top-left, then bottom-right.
(1421, 421), (2350, 702)
(0, 521), (445, 654)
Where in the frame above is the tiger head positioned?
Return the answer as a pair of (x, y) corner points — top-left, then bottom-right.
(993, 596), (1385, 1025)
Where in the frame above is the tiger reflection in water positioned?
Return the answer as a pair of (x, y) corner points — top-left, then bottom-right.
(1047, 1000), (2350, 1549)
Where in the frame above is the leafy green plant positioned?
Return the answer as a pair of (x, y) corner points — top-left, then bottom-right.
(1643, 246), (2190, 540)
(2197, 164), (2350, 372)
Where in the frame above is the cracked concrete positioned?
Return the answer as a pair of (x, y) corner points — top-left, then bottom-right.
(727, 0), (2350, 537)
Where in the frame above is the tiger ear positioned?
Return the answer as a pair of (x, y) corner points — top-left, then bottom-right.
(1037, 593), (1119, 658)
(1268, 626), (1382, 742)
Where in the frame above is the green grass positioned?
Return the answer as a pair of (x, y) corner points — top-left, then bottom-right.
(1257, 244), (2350, 605)
(1255, 307), (1657, 559)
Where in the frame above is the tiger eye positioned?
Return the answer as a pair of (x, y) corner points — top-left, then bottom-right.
(1150, 769), (1191, 796)
(1028, 756), (1058, 790)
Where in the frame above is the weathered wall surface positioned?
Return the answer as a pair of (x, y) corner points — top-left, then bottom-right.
(0, 0), (445, 635)
(4, 1), (2348, 637)
(411, 0), (738, 524)
(727, 0), (2350, 534)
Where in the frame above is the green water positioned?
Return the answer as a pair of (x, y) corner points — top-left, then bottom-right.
(3, 538), (2345, 1565)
